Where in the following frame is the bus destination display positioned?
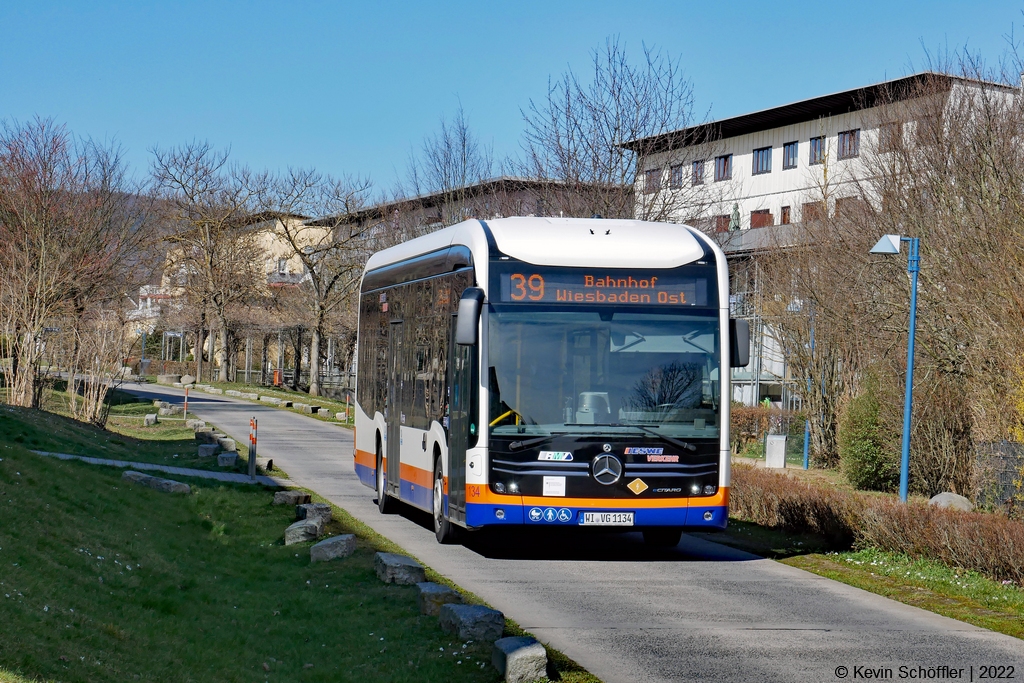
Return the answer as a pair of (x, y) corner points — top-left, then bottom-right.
(498, 268), (713, 307)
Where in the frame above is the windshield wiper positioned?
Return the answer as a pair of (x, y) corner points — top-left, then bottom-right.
(509, 434), (557, 451)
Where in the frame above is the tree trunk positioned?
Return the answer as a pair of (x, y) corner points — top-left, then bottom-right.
(261, 333), (270, 385)
(291, 327), (303, 391)
(309, 326), (322, 397)
(196, 325), (204, 383)
(216, 319), (228, 382)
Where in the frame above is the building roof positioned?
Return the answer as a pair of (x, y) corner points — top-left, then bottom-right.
(622, 72), (1016, 154)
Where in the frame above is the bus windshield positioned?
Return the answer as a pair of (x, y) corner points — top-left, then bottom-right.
(487, 306), (721, 439)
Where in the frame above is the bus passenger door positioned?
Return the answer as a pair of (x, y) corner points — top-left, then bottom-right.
(446, 317), (470, 524)
(386, 320), (403, 497)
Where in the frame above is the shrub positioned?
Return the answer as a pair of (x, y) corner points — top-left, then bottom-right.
(731, 464), (1024, 584)
(839, 380), (898, 492)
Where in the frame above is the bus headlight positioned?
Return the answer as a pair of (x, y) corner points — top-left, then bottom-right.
(508, 481), (519, 494)
(690, 483), (701, 495)
(703, 484), (717, 495)
(493, 482), (506, 494)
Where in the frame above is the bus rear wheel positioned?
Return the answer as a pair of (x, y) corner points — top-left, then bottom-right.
(376, 443), (397, 514)
(433, 458), (457, 544)
(642, 527), (682, 548)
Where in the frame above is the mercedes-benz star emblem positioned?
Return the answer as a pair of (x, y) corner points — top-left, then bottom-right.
(592, 454), (623, 485)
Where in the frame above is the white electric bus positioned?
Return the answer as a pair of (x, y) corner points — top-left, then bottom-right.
(353, 217), (748, 545)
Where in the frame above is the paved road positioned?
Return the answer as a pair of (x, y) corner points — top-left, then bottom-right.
(126, 383), (1024, 683)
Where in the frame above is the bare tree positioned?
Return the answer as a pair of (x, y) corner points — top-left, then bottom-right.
(261, 168), (373, 396)
(519, 37), (712, 220)
(151, 142), (266, 380)
(0, 118), (151, 413)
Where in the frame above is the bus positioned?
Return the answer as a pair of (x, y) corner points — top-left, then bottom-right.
(353, 217), (748, 545)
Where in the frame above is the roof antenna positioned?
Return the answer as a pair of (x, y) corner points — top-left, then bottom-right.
(589, 229), (594, 234)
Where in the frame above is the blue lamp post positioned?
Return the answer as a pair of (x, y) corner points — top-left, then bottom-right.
(870, 234), (920, 502)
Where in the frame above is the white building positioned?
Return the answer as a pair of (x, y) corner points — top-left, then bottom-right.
(628, 72), (1016, 405)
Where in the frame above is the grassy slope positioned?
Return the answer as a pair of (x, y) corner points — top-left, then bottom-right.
(0, 409), (508, 683)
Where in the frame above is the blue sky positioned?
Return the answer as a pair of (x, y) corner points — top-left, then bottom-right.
(2, 1), (1021, 197)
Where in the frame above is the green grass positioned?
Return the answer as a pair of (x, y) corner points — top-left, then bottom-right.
(0, 396), (240, 475)
(0, 404), (593, 682)
(783, 549), (1024, 639)
(0, 415), (505, 682)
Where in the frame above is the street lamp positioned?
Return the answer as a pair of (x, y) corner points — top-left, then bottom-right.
(869, 233), (920, 502)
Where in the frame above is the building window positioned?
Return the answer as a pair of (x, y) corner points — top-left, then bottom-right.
(669, 164), (684, 189)
(838, 129), (860, 159)
(691, 160), (705, 186)
(714, 215), (731, 233)
(750, 209), (773, 228)
(780, 206), (791, 224)
(644, 168), (662, 193)
(783, 141), (798, 169)
(277, 258), (287, 273)
(879, 122), (902, 152)
(802, 201), (825, 223)
(714, 154), (732, 182)
(809, 137), (825, 165)
(752, 147), (772, 175)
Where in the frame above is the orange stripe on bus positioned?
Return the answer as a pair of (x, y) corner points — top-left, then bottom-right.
(465, 485), (729, 509)
(354, 449), (375, 468)
(400, 463), (433, 489)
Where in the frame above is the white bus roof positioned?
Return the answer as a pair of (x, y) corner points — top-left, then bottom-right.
(363, 217), (710, 272)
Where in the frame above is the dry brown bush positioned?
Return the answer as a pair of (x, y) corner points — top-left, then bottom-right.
(731, 464), (1024, 583)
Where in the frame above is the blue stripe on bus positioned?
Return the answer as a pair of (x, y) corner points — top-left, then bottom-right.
(355, 462), (375, 488)
(399, 478), (432, 510)
(464, 503), (727, 529)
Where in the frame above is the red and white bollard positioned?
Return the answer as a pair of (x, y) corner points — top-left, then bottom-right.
(248, 418), (258, 481)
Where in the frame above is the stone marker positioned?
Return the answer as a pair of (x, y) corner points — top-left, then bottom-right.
(158, 405), (184, 416)
(225, 389), (242, 397)
(274, 490), (312, 506)
(143, 413), (158, 426)
(217, 437), (237, 453)
(439, 604), (505, 642)
(180, 374), (196, 385)
(293, 403), (309, 411)
(302, 405), (321, 414)
(318, 408), (334, 416)
(172, 382), (184, 388)
(492, 636), (547, 683)
(310, 534), (356, 563)
(336, 412), (347, 421)
(198, 444), (219, 458)
(205, 387), (224, 395)
(284, 517), (324, 545)
(416, 582), (463, 616)
(296, 502), (332, 523)
(122, 470), (191, 494)
(195, 430), (219, 444)
(929, 492), (974, 512)
(217, 452), (238, 467)
(153, 399), (168, 408)
(156, 374), (181, 385)
(260, 396), (282, 405)
(374, 552), (426, 585)
(240, 392), (259, 400)
(185, 419), (206, 430)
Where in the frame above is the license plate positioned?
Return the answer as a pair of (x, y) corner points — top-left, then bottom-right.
(579, 511), (634, 526)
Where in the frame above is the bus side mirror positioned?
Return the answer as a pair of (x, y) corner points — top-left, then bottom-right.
(730, 318), (750, 368)
(456, 287), (485, 346)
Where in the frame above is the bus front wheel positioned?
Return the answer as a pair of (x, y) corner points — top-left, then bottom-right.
(376, 443), (397, 514)
(433, 458), (457, 544)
